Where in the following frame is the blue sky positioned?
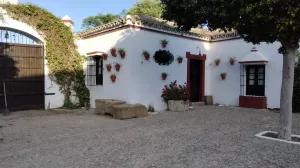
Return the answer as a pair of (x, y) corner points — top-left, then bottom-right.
(19, 0), (137, 32)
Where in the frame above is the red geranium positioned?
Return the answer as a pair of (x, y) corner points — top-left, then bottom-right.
(161, 80), (189, 103)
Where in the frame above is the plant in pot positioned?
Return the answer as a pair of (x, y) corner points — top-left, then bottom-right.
(118, 48), (126, 59)
(161, 39), (169, 48)
(114, 62), (122, 72)
(177, 56), (183, 64)
(142, 50), (150, 61)
(161, 72), (168, 80)
(220, 72), (227, 80)
(161, 80), (189, 112)
(111, 74), (117, 83)
(103, 53), (108, 60)
(229, 57), (236, 65)
(106, 63), (112, 72)
(111, 48), (117, 57)
(215, 58), (221, 66)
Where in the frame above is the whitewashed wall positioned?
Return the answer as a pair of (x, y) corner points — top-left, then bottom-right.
(79, 26), (285, 110)
(0, 12), (64, 109)
(207, 39), (283, 108)
(78, 27), (211, 111)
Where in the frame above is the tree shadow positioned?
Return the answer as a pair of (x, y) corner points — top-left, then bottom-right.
(0, 43), (46, 112)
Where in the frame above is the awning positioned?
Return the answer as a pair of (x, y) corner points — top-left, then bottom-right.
(239, 47), (268, 64)
(86, 51), (104, 56)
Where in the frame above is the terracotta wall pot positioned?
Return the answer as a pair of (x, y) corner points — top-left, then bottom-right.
(111, 50), (117, 57)
(221, 76), (226, 80)
(162, 43), (167, 48)
(120, 52), (126, 59)
(103, 54), (108, 60)
(230, 60), (235, 65)
(144, 55), (150, 60)
(162, 75), (167, 80)
(115, 65), (121, 71)
(178, 59), (183, 64)
(215, 62), (220, 66)
(111, 77), (116, 83)
(168, 100), (189, 112)
(106, 66), (112, 72)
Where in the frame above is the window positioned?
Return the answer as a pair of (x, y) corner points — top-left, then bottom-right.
(246, 65), (265, 96)
(87, 56), (103, 86)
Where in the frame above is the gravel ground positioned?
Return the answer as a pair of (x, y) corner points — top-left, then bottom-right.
(0, 106), (300, 168)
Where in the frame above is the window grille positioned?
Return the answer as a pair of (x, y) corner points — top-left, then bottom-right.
(0, 28), (42, 45)
(240, 64), (266, 96)
(87, 56), (103, 86)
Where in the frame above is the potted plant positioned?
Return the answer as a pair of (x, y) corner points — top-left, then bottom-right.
(106, 63), (112, 72)
(111, 48), (117, 57)
(142, 50), (150, 60)
(161, 72), (168, 80)
(229, 57), (236, 65)
(103, 53), (108, 60)
(161, 80), (189, 112)
(118, 48), (126, 59)
(111, 74), (117, 83)
(220, 72), (227, 80)
(177, 56), (183, 64)
(114, 63), (122, 72)
(161, 39), (169, 48)
(215, 58), (221, 66)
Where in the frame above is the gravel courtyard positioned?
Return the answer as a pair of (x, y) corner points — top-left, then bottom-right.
(0, 106), (300, 168)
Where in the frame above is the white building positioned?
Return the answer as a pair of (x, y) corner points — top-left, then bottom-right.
(77, 15), (284, 111)
(0, 9), (286, 111)
(0, 0), (18, 4)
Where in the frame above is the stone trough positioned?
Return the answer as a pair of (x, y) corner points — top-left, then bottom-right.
(95, 99), (148, 120)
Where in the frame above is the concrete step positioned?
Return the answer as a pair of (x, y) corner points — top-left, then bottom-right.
(112, 103), (148, 120)
(95, 99), (126, 115)
(190, 102), (205, 106)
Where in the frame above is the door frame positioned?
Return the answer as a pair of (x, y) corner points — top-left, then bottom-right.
(186, 52), (206, 102)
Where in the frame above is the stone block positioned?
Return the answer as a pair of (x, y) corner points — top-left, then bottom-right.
(95, 99), (126, 115)
(204, 95), (214, 105)
(168, 100), (189, 112)
(112, 104), (148, 120)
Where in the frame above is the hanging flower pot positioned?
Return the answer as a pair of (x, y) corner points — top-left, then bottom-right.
(106, 63), (112, 72)
(111, 74), (117, 83)
(142, 50), (150, 61)
(103, 53), (108, 60)
(229, 57), (236, 65)
(118, 48), (126, 59)
(215, 58), (221, 66)
(220, 72), (227, 80)
(177, 56), (183, 64)
(161, 39), (169, 48)
(111, 48), (117, 57)
(161, 72), (168, 80)
(114, 63), (122, 72)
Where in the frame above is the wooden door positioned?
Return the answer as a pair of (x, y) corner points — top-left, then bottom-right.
(0, 43), (44, 111)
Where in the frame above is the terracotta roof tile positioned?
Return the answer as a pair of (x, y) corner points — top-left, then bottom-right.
(77, 15), (239, 41)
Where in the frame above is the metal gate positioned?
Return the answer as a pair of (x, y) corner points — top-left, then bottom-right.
(0, 28), (44, 111)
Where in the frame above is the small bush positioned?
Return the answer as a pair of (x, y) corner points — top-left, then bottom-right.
(161, 80), (189, 103)
(147, 105), (155, 112)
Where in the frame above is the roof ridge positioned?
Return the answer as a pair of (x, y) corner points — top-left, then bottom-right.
(77, 15), (240, 41)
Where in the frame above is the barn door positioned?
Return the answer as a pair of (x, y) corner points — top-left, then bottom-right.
(0, 28), (44, 111)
